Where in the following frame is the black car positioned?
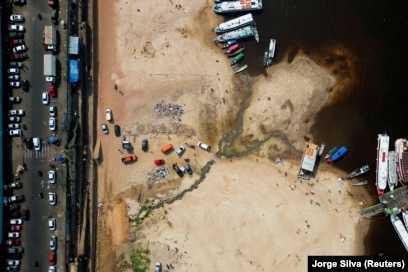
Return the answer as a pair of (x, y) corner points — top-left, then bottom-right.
(184, 163), (193, 175)
(22, 209), (29, 220)
(7, 253), (22, 260)
(114, 124), (121, 137)
(142, 138), (148, 152)
(22, 80), (29, 92)
(172, 163), (184, 177)
(24, 137), (33, 149)
(9, 204), (20, 211)
(8, 32), (24, 39)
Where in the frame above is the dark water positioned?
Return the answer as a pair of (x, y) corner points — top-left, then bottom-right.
(242, 1), (408, 254)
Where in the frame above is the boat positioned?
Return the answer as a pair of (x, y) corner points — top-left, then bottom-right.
(403, 210), (408, 230)
(376, 134), (389, 196)
(262, 50), (269, 66)
(224, 43), (239, 54)
(347, 165), (370, 179)
(226, 46), (246, 57)
(318, 143), (326, 157)
(230, 52), (244, 65)
(213, 0), (263, 14)
(388, 151), (398, 191)
(263, 38), (276, 66)
(324, 146), (338, 159)
(327, 146), (347, 163)
(213, 13), (254, 33)
(233, 64), (248, 74)
(216, 25), (257, 43)
(214, 0), (237, 3)
(353, 180), (368, 186)
(253, 23), (259, 43)
(221, 39), (237, 49)
(395, 138), (408, 184)
(390, 214), (408, 252)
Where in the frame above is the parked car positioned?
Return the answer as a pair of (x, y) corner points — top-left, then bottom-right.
(9, 39), (23, 46)
(154, 159), (165, 166)
(13, 0), (26, 5)
(197, 141), (211, 151)
(49, 266), (56, 272)
(22, 209), (29, 220)
(49, 85), (57, 97)
(5, 182), (22, 190)
(42, 92), (50, 104)
(8, 75), (20, 81)
(8, 109), (24, 116)
(142, 138), (148, 152)
(45, 44), (57, 52)
(8, 25), (25, 32)
(7, 123), (20, 129)
(49, 105), (57, 117)
(49, 192), (56, 205)
(9, 129), (22, 137)
(8, 232), (20, 238)
(49, 117), (56, 131)
(176, 146), (186, 157)
(9, 81), (21, 88)
(10, 219), (23, 225)
(101, 124), (109, 134)
(22, 79), (30, 92)
(10, 210), (21, 218)
(9, 225), (22, 231)
(33, 137), (41, 151)
(8, 32), (24, 38)
(49, 236), (57, 251)
(9, 116), (21, 123)
(49, 251), (56, 265)
(9, 204), (20, 211)
(9, 62), (23, 68)
(24, 138), (33, 149)
(46, 76), (56, 83)
(49, 218), (56, 231)
(6, 260), (20, 267)
(51, 10), (58, 25)
(12, 44), (26, 53)
(7, 68), (20, 74)
(155, 262), (162, 272)
(7, 195), (24, 204)
(48, 170), (56, 184)
(10, 15), (24, 22)
(106, 109), (112, 121)
(6, 239), (21, 246)
(172, 163), (184, 177)
(184, 163), (193, 175)
(114, 124), (121, 137)
(10, 53), (26, 61)
(8, 97), (22, 103)
(6, 246), (23, 254)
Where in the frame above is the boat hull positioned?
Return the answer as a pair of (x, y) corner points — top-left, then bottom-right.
(347, 165), (370, 179)
(388, 151), (398, 191)
(395, 138), (408, 184)
(390, 214), (408, 252)
(376, 134), (389, 195)
(327, 146), (347, 163)
(213, 0), (263, 14)
(216, 25), (256, 43)
(226, 46), (246, 57)
(233, 64), (248, 74)
(213, 13), (254, 33)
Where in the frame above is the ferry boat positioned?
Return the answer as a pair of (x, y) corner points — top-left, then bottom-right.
(216, 25), (257, 43)
(327, 146), (347, 163)
(213, 13), (254, 33)
(388, 151), (398, 191)
(376, 134), (389, 196)
(213, 0), (263, 14)
(324, 146), (338, 159)
(390, 214), (408, 252)
(395, 138), (408, 184)
(347, 165), (370, 179)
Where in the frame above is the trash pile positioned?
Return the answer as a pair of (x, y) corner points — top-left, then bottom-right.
(153, 102), (184, 119)
(148, 167), (170, 184)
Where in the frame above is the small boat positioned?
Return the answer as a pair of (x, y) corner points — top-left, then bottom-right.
(224, 43), (239, 54)
(347, 165), (370, 179)
(221, 39), (237, 49)
(403, 210), (408, 230)
(327, 146), (347, 163)
(252, 23), (259, 43)
(376, 134), (389, 196)
(214, 0), (237, 3)
(213, 0), (263, 14)
(230, 52), (244, 65)
(324, 146), (338, 159)
(390, 214), (408, 252)
(233, 64), (248, 74)
(318, 143), (326, 157)
(395, 138), (408, 184)
(216, 25), (257, 43)
(213, 13), (254, 33)
(388, 151), (398, 191)
(262, 50), (270, 67)
(268, 38), (276, 59)
(226, 46), (246, 57)
(353, 180), (368, 186)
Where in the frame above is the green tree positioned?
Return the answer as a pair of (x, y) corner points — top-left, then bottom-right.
(130, 248), (151, 272)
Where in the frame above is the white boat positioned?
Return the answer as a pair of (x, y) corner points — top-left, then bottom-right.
(216, 25), (257, 43)
(376, 134), (389, 196)
(318, 143), (326, 157)
(213, 0), (263, 14)
(403, 210), (408, 230)
(390, 214), (408, 252)
(213, 13), (254, 33)
(388, 151), (398, 191)
(395, 138), (408, 184)
(268, 38), (276, 59)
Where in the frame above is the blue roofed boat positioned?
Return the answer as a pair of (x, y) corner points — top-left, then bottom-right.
(327, 146), (347, 163)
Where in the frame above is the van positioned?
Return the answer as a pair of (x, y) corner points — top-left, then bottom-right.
(197, 141), (210, 151)
(161, 143), (173, 153)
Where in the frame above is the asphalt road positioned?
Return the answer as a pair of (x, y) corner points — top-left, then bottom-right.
(7, 1), (66, 271)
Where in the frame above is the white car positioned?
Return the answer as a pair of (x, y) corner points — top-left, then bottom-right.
(7, 68), (20, 74)
(9, 81), (21, 88)
(8, 232), (20, 238)
(10, 218), (23, 225)
(7, 124), (20, 129)
(9, 116), (21, 122)
(49, 266), (56, 272)
(8, 96), (22, 103)
(106, 109), (112, 121)
(46, 76), (56, 83)
(101, 123), (109, 134)
(9, 129), (22, 137)
(46, 44), (57, 51)
(49, 117), (56, 131)
(49, 236), (57, 251)
(12, 44), (27, 53)
(10, 61), (23, 68)
(33, 137), (41, 151)
(42, 92), (50, 104)
(49, 170), (56, 184)
(8, 24), (25, 32)
(197, 141), (211, 151)
(7, 260), (21, 266)
(176, 146), (186, 157)
(8, 75), (20, 81)
(49, 192), (57, 205)
(10, 15), (24, 22)
(8, 109), (24, 116)
(49, 105), (57, 117)
(155, 262), (162, 272)
(49, 218), (56, 231)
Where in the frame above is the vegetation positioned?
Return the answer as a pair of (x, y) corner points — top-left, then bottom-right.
(130, 248), (151, 272)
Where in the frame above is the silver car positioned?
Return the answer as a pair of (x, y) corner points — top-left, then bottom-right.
(9, 129), (22, 137)
(49, 236), (57, 251)
(48, 192), (57, 205)
(49, 117), (56, 131)
(49, 218), (56, 231)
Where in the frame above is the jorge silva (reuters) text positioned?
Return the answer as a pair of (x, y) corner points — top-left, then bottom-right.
(310, 259), (405, 269)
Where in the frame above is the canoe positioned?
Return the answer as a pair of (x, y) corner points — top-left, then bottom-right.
(221, 39), (237, 49)
(233, 64), (248, 74)
(230, 52), (244, 65)
(224, 43), (239, 54)
(226, 46), (246, 57)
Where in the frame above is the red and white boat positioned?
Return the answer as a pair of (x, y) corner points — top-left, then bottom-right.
(376, 134), (389, 196)
(395, 138), (408, 184)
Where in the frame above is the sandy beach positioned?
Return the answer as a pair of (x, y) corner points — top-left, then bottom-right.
(95, 0), (370, 271)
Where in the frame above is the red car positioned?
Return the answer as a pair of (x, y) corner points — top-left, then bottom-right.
(49, 252), (56, 265)
(11, 210), (21, 218)
(10, 53), (26, 61)
(10, 225), (22, 231)
(7, 239), (21, 246)
(49, 85), (57, 98)
(9, 39), (23, 46)
(154, 159), (165, 166)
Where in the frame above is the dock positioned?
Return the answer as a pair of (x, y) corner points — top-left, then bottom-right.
(360, 185), (408, 218)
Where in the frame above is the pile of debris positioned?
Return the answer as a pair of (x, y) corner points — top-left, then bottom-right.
(148, 167), (170, 184)
(153, 102), (184, 119)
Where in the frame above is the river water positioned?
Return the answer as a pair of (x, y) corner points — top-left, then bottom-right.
(236, 0), (408, 254)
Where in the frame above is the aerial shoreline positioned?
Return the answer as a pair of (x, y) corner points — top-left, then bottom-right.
(95, 1), (370, 271)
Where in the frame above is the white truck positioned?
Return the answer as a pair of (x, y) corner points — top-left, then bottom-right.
(44, 54), (56, 82)
(44, 26), (57, 45)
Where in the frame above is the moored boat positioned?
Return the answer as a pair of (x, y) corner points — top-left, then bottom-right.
(216, 25), (257, 43)
(376, 134), (389, 196)
(226, 46), (246, 57)
(327, 146), (347, 163)
(213, 0), (263, 14)
(262, 49), (270, 67)
(230, 52), (244, 65)
(268, 38), (276, 59)
(318, 143), (326, 157)
(390, 214), (408, 252)
(388, 151), (398, 191)
(395, 138), (408, 184)
(403, 210), (408, 230)
(324, 147), (338, 159)
(221, 39), (237, 49)
(224, 43), (239, 54)
(213, 13), (254, 33)
(233, 64), (248, 74)
(353, 180), (368, 186)
(347, 165), (370, 179)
